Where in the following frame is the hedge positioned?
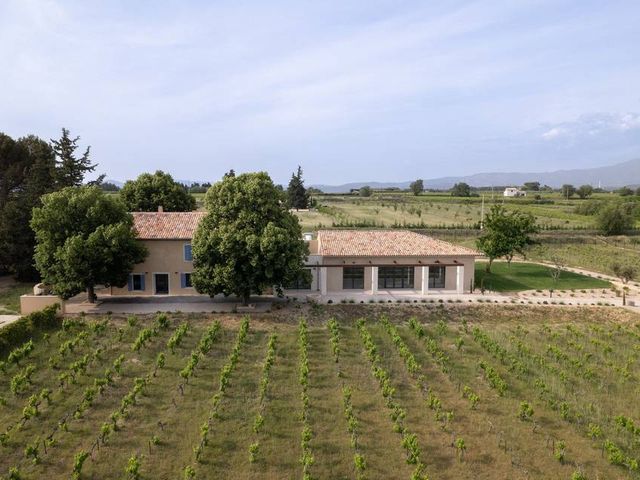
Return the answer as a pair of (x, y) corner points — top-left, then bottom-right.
(0, 304), (60, 357)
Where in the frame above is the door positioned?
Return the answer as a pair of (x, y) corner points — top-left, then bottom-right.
(154, 273), (169, 295)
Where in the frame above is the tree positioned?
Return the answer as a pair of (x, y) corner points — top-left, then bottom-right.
(561, 184), (575, 199)
(359, 186), (372, 197)
(120, 171), (196, 212)
(596, 202), (634, 235)
(549, 255), (565, 283)
(409, 179), (424, 196)
(287, 166), (310, 209)
(612, 263), (636, 306)
(50, 128), (97, 188)
(451, 182), (471, 197)
(635, 186), (640, 197)
(100, 182), (121, 192)
(31, 186), (147, 302)
(522, 182), (540, 191)
(191, 172), (308, 305)
(617, 186), (634, 197)
(0, 134), (57, 280)
(576, 185), (593, 199)
(476, 205), (538, 272)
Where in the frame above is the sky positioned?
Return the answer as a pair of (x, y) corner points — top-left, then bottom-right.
(1, 0), (640, 186)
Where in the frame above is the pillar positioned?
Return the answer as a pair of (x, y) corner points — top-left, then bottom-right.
(456, 265), (464, 294)
(421, 266), (429, 295)
(320, 267), (328, 296)
(371, 266), (378, 294)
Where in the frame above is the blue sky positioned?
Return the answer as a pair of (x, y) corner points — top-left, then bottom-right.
(1, 0), (639, 185)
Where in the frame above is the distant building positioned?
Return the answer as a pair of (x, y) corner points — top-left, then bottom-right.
(503, 187), (526, 197)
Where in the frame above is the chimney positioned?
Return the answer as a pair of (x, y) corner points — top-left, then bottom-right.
(158, 205), (164, 213)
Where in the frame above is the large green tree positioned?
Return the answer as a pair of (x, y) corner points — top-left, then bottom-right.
(576, 184), (593, 199)
(192, 172), (308, 305)
(476, 205), (538, 272)
(451, 182), (471, 197)
(51, 128), (97, 188)
(120, 170), (196, 212)
(0, 134), (57, 280)
(409, 179), (424, 196)
(31, 186), (147, 302)
(561, 184), (575, 198)
(286, 166), (310, 209)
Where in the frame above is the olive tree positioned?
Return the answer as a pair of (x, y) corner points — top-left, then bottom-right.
(31, 186), (147, 302)
(612, 263), (636, 306)
(192, 172), (308, 305)
(476, 205), (538, 272)
(596, 203), (634, 235)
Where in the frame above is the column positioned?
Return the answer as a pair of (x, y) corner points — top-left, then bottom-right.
(320, 267), (328, 296)
(421, 266), (429, 295)
(371, 266), (378, 294)
(456, 265), (464, 294)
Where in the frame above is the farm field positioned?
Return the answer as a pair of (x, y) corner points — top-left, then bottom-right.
(293, 192), (636, 231)
(1, 306), (640, 479)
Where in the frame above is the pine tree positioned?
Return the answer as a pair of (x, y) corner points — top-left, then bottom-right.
(0, 135), (57, 280)
(287, 166), (309, 210)
(51, 128), (97, 188)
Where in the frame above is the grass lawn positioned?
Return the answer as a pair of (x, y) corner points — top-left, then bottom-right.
(0, 281), (32, 314)
(475, 261), (611, 292)
(0, 306), (638, 479)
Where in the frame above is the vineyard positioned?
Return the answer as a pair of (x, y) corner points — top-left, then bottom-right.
(1, 306), (640, 479)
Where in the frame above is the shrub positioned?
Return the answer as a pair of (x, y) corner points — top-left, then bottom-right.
(518, 401), (534, 421)
(0, 305), (59, 356)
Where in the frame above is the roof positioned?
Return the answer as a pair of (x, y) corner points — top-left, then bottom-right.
(131, 212), (206, 240)
(317, 230), (479, 257)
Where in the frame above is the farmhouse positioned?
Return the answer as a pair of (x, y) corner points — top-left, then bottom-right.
(503, 187), (526, 197)
(110, 212), (478, 297)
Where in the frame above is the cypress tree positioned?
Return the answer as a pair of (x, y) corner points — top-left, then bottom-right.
(287, 166), (309, 210)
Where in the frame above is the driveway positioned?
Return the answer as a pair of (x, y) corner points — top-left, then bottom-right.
(0, 315), (21, 328)
(63, 294), (275, 315)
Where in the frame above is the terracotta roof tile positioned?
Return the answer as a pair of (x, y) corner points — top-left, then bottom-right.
(131, 212), (206, 240)
(318, 230), (479, 257)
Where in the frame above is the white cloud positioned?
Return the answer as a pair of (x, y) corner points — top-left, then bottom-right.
(541, 112), (640, 141)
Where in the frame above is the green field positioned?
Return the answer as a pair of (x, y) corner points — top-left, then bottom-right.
(474, 262), (612, 292)
(1, 306), (640, 479)
(294, 191), (638, 231)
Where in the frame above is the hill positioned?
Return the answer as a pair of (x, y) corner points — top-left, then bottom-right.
(312, 158), (640, 192)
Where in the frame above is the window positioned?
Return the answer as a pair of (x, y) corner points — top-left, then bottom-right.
(128, 273), (145, 291)
(378, 267), (414, 289)
(428, 266), (446, 289)
(286, 269), (312, 290)
(181, 273), (193, 288)
(343, 267), (364, 289)
(184, 244), (193, 261)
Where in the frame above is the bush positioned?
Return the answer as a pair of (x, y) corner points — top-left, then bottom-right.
(597, 203), (635, 235)
(0, 305), (60, 357)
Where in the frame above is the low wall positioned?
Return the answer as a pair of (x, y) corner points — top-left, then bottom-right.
(20, 295), (65, 315)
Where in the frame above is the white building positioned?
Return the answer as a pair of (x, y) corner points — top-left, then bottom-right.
(503, 187), (526, 197)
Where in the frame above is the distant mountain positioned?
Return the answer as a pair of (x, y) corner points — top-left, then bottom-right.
(312, 158), (640, 192)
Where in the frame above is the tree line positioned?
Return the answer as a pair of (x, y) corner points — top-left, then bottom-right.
(0, 129), (98, 280)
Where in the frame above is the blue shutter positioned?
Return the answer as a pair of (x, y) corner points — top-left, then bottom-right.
(184, 244), (193, 261)
(140, 274), (146, 291)
(128, 274), (133, 291)
(180, 273), (186, 288)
